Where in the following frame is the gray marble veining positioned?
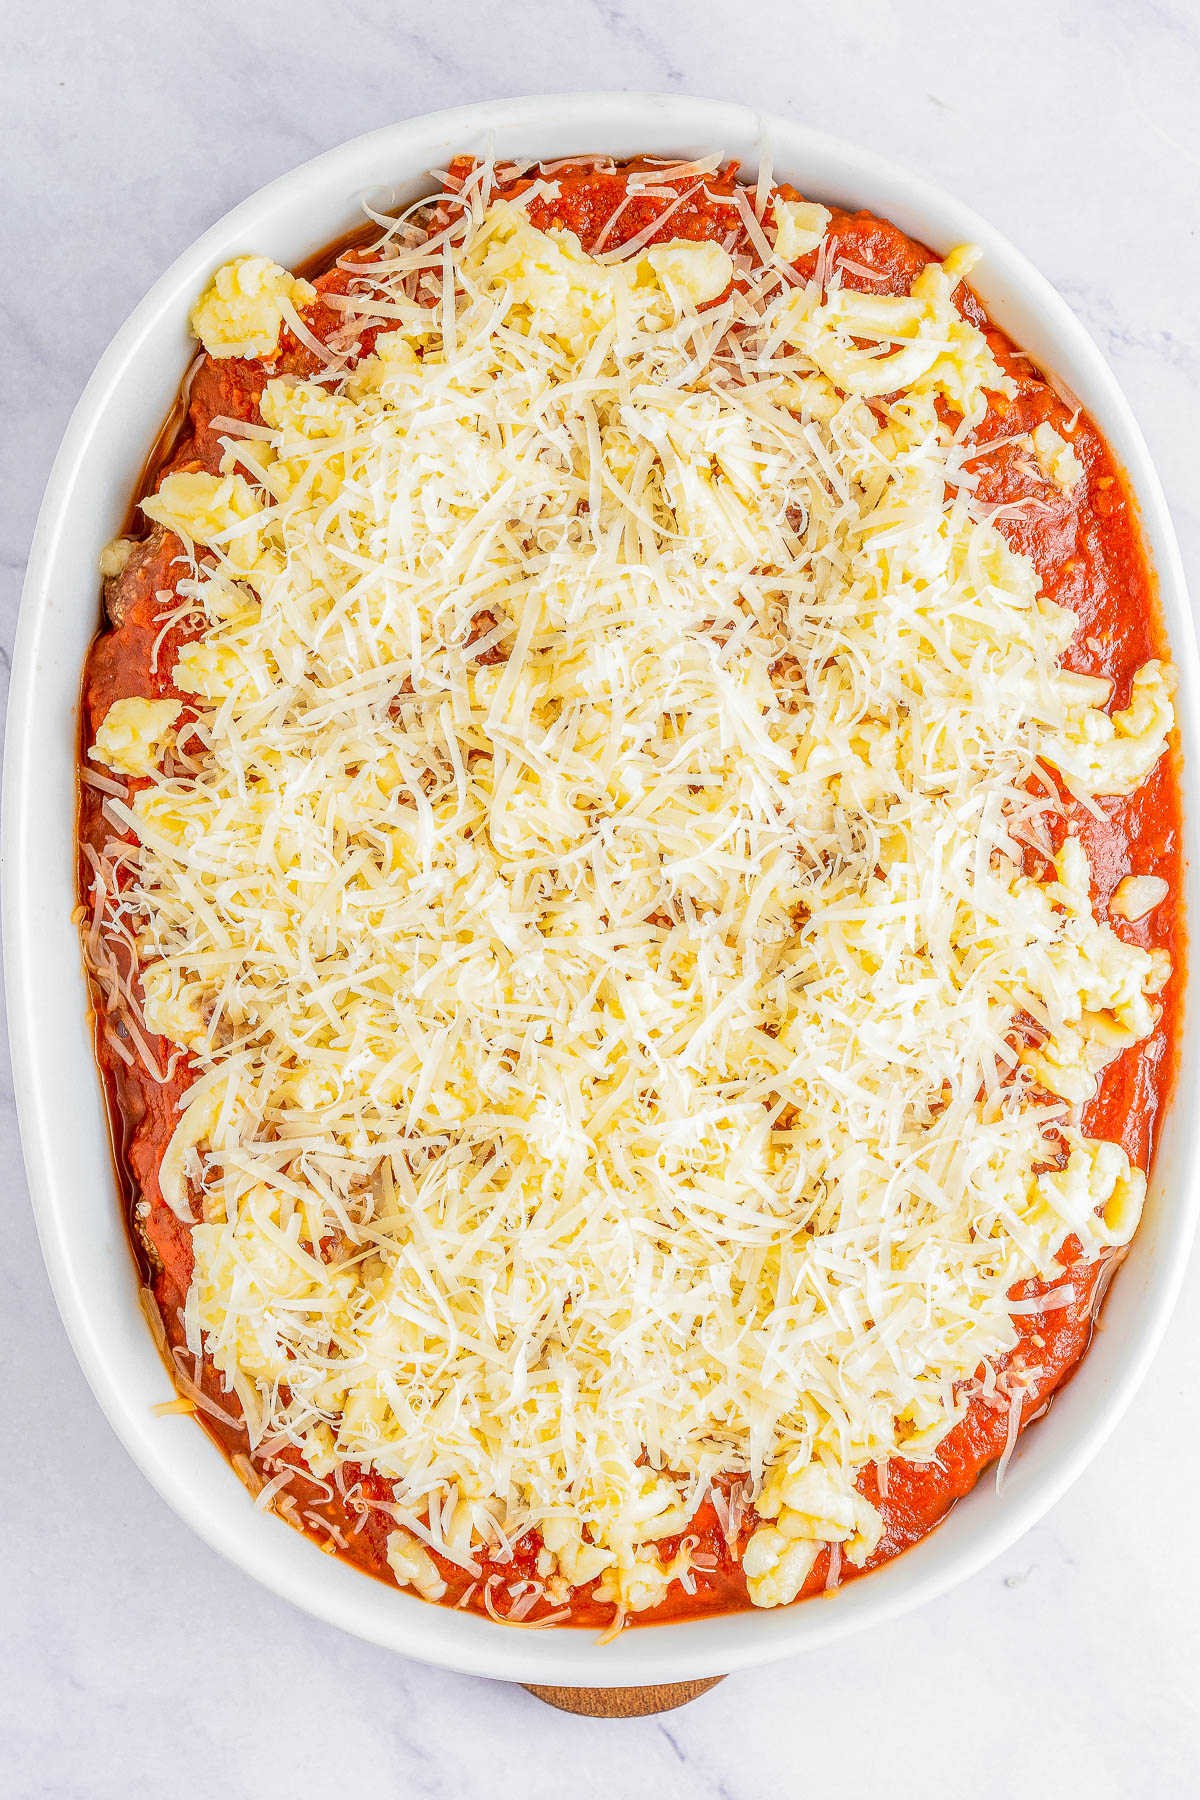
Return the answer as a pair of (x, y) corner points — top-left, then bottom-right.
(4, 3), (1198, 1794)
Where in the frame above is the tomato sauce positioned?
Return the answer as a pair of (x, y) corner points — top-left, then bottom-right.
(78, 159), (1183, 1630)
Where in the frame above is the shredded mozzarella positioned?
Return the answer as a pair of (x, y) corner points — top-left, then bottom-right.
(97, 184), (1174, 1613)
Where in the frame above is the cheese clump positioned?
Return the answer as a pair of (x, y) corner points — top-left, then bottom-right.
(190, 256), (317, 360)
(90, 697), (181, 777)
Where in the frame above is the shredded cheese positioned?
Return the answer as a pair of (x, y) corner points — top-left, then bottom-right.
(99, 189), (1175, 1615)
(1032, 421), (1084, 494)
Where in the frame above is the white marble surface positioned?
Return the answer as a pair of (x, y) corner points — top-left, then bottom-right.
(4, 2), (1200, 1793)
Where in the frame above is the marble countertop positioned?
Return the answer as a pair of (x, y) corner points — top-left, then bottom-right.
(4, 2), (1199, 1794)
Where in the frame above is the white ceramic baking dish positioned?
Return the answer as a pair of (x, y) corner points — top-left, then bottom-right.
(5, 93), (1197, 1688)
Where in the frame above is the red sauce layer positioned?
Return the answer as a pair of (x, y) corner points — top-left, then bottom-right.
(78, 158), (1183, 1631)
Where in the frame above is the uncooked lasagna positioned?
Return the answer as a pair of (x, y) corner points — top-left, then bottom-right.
(78, 153), (1182, 1632)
